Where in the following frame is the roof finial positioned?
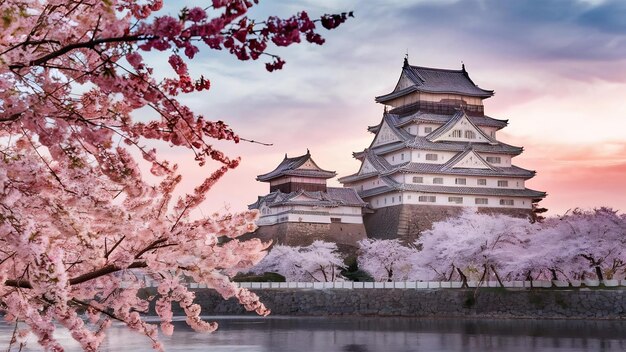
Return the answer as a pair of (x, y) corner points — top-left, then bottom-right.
(461, 60), (466, 72)
(404, 49), (409, 66)
(384, 105), (388, 114)
(306, 148), (310, 155)
(284, 153), (287, 159)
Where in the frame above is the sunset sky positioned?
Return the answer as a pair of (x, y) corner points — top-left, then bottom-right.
(155, 0), (626, 217)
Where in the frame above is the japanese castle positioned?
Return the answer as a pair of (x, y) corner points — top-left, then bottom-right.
(248, 150), (367, 247)
(338, 58), (546, 240)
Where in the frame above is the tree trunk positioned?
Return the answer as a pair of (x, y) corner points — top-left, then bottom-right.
(478, 264), (488, 287)
(594, 266), (604, 281)
(447, 265), (455, 282)
(550, 268), (558, 281)
(490, 265), (504, 287)
(457, 267), (468, 288)
(526, 270), (534, 289)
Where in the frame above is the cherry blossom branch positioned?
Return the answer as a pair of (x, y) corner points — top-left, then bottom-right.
(8, 35), (152, 70)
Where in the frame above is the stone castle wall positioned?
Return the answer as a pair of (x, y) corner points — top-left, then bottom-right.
(153, 288), (626, 319)
(248, 222), (367, 248)
(364, 204), (532, 243)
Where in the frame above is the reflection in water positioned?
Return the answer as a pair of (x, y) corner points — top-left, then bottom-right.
(1, 317), (625, 351)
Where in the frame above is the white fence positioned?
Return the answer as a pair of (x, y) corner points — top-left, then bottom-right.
(140, 279), (626, 289)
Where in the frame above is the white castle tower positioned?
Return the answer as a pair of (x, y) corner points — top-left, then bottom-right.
(338, 58), (546, 241)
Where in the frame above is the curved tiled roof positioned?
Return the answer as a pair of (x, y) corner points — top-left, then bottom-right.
(341, 147), (535, 184)
(368, 111), (508, 133)
(256, 150), (336, 181)
(425, 110), (497, 143)
(359, 180), (546, 200)
(376, 60), (494, 103)
(362, 113), (522, 156)
(249, 187), (367, 209)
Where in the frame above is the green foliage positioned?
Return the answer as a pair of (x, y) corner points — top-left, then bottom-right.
(341, 255), (374, 282)
(233, 272), (286, 282)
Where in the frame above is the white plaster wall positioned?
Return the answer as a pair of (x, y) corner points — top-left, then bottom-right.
(270, 176), (326, 186)
(385, 151), (410, 165)
(411, 150), (457, 163)
(287, 213), (330, 223)
(480, 126), (498, 139)
(476, 153), (512, 167)
(367, 192), (532, 209)
(406, 173), (525, 189)
(419, 123), (442, 136)
(351, 178), (384, 192)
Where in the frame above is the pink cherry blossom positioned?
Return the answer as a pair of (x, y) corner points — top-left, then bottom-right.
(0, 0), (349, 350)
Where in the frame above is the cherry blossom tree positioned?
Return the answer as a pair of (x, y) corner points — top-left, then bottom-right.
(249, 241), (346, 282)
(357, 239), (423, 282)
(522, 208), (626, 282)
(415, 209), (538, 286)
(0, 0), (350, 350)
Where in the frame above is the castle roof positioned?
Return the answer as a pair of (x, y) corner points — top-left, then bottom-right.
(368, 111), (508, 133)
(361, 113), (523, 156)
(376, 59), (494, 103)
(425, 110), (497, 143)
(256, 150), (336, 182)
(248, 187), (367, 209)
(338, 148), (536, 184)
(358, 176), (546, 200)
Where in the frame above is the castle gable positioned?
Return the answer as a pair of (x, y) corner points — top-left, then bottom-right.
(358, 159), (377, 175)
(428, 111), (495, 144)
(372, 120), (402, 147)
(447, 150), (494, 170)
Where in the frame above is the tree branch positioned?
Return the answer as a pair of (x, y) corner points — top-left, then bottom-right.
(8, 35), (153, 70)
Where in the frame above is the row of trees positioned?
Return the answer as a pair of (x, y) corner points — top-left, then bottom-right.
(247, 208), (626, 284)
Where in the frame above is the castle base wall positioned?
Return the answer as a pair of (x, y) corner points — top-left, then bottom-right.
(248, 222), (367, 249)
(364, 205), (532, 243)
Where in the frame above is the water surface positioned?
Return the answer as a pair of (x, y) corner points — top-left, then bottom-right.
(1, 316), (625, 351)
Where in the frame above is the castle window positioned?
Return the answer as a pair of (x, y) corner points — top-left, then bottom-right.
(475, 198), (488, 205)
(425, 153), (438, 161)
(464, 130), (476, 139)
(418, 195), (436, 202)
(401, 153), (404, 160)
(448, 196), (463, 204)
(399, 195), (402, 202)
(424, 127), (433, 134)
(486, 156), (501, 164)
(433, 177), (444, 184)
(392, 155), (395, 161)
(452, 130), (462, 138)
(500, 199), (514, 206)
(455, 178), (466, 185)
(392, 197), (395, 203)
(330, 217), (341, 223)
(497, 180), (508, 187)
(413, 176), (423, 183)
(477, 179), (487, 186)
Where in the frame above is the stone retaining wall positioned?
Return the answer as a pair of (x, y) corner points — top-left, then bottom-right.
(364, 204), (531, 242)
(151, 288), (626, 319)
(248, 222), (366, 248)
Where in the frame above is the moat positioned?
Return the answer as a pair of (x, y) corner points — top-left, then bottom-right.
(2, 316), (625, 351)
